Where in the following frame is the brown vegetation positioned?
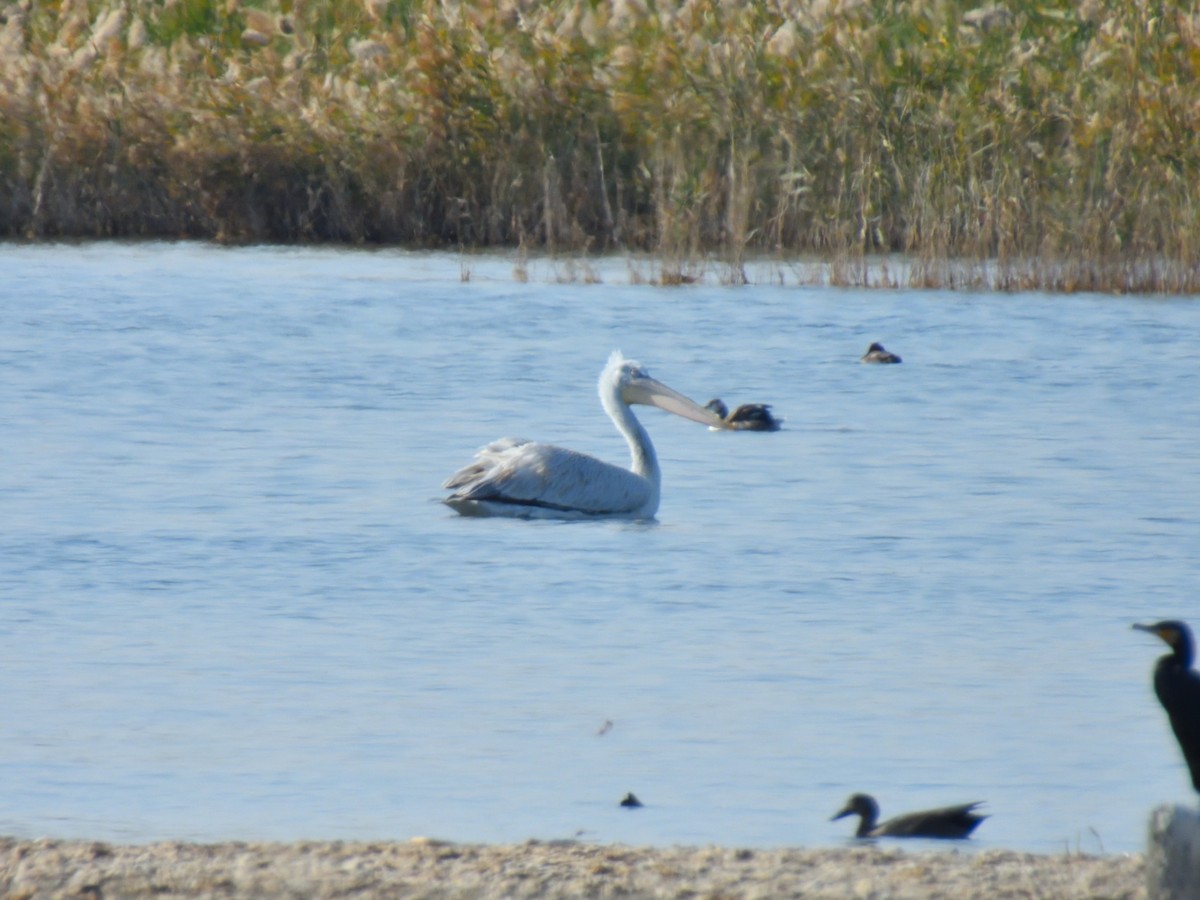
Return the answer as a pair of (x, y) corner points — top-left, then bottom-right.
(1, 0), (1199, 291)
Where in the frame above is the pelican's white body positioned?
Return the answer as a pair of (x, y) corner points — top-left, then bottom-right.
(443, 352), (721, 519)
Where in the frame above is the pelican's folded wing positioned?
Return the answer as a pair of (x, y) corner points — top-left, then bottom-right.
(444, 440), (651, 516)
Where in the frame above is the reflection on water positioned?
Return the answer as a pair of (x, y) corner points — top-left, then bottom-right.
(1, 242), (1198, 853)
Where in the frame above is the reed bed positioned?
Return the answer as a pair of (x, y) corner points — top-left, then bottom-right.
(1, 0), (1199, 291)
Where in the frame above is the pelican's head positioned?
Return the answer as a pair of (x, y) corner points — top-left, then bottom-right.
(601, 351), (725, 427)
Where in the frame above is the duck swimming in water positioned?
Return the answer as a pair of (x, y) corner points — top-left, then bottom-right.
(831, 793), (987, 839)
(860, 342), (902, 364)
(705, 398), (781, 432)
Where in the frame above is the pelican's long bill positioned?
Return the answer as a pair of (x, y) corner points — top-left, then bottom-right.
(624, 375), (727, 428)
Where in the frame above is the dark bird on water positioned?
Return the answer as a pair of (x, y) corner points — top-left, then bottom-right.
(705, 399), (781, 432)
(1133, 620), (1200, 793)
(831, 793), (987, 839)
(619, 792), (643, 808)
(860, 342), (902, 364)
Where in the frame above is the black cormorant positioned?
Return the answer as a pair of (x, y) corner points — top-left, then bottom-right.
(705, 399), (781, 432)
(831, 793), (986, 839)
(860, 342), (902, 364)
(1133, 620), (1200, 792)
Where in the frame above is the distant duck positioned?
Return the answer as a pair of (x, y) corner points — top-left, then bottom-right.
(831, 793), (987, 839)
(705, 398), (781, 432)
(619, 792), (643, 808)
(860, 342), (902, 364)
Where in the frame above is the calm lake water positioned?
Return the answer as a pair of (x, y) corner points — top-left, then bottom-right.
(2, 242), (1198, 854)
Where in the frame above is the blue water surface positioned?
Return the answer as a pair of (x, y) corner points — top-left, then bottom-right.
(1, 242), (1198, 854)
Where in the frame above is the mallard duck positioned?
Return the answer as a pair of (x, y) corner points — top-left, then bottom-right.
(831, 793), (986, 839)
(860, 342), (902, 364)
(705, 398), (781, 432)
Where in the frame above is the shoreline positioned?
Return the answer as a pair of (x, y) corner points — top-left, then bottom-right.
(0, 836), (1146, 899)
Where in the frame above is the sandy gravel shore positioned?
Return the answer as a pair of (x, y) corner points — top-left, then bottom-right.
(0, 836), (1145, 899)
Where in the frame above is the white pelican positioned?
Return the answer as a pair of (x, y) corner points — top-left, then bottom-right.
(860, 342), (902, 364)
(705, 398), (781, 432)
(443, 351), (723, 519)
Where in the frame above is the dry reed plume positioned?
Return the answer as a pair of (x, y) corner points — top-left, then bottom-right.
(1, 0), (1199, 291)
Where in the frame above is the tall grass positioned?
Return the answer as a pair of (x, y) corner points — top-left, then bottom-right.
(1, 0), (1198, 291)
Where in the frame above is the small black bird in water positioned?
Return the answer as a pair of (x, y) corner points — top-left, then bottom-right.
(705, 399), (781, 431)
(831, 793), (987, 839)
(1133, 620), (1200, 792)
(619, 792), (643, 808)
(860, 342), (902, 364)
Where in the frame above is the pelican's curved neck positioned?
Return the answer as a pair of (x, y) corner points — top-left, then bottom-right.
(602, 387), (661, 490)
